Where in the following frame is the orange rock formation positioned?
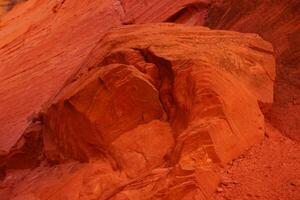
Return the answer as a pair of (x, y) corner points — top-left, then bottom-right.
(0, 23), (275, 200)
(0, 0), (211, 152)
(0, 0), (299, 199)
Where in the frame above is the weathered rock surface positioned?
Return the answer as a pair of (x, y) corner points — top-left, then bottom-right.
(205, 0), (300, 140)
(0, 0), (298, 199)
(44, 23), (274, 164)
(0, 0), (211, 152)
(0, 24), (275, 200)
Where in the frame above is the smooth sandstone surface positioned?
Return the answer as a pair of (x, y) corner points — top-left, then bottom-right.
(0, 23), (275, 200)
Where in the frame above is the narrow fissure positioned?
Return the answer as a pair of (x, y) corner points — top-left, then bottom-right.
(134, 48), (176, 122)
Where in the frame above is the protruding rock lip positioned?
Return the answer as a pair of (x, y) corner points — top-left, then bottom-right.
(84, 23), (275, 105)
(1, 23), (275, 170)
(39, 23), (274, 165)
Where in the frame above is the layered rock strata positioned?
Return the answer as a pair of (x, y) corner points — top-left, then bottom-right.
(0, 24), (275, 200)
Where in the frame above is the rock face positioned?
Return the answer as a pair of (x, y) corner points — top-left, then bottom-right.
(0, 0), (25, 16)
(205, 0), (300, 140)
(0, 0), (8, 16)
(0, 24), (275, 200)
(0, 0), (211, 152)
(1, 0), (296, 154)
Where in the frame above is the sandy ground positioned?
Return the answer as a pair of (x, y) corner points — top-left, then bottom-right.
(212, 122), (300, 200)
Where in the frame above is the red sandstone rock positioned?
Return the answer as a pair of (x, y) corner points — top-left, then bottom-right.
(205, 0), (300, 140)
(0, 24), (275, 200)
(43, 63), (165, 162)
(0, 1), (297, 199)
(0, 0), (25, 16)
(44, 24), (274, 164)
(0, 0), (211, 152)
(0, 121), (42, 170)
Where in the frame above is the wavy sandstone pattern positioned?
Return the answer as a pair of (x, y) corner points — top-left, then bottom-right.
(0, 24), (275, 200)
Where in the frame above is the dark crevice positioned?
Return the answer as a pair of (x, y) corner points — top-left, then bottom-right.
(135, 48), (176, 122)
(52, 0), (66, 13)
(0, 119), (44, 179)
(100, 47), (177, 122)
(248, 44), (274, 55)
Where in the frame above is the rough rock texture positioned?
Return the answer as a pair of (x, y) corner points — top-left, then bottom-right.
(213, 122), (300, 200)
(0, 24), (275, 200)
(44, 23), (274, 164)
(205, 0), (300, 140)
(0, 0), (211, 152)
(1, 0), (295, 199)
(1, 0), (296, 152)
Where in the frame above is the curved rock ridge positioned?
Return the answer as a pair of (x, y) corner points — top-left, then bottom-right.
(0, 0), (211, 152)
(44, 23), (275, 164)
(0, 24), (275, 200)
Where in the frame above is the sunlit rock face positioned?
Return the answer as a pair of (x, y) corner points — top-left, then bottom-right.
(205, 0), (300, 140)
(0, 23), (275, 200)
